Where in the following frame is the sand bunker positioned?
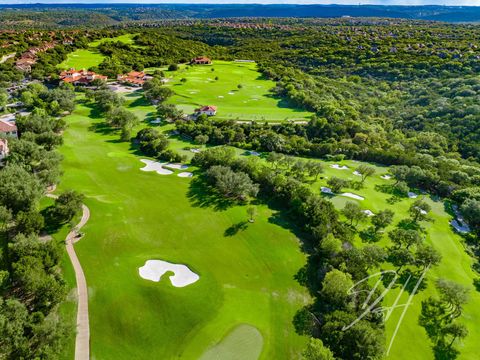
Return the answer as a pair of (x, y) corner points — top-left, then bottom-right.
(341, 192), (365, 200)
(381, 175), (392, 180)
(164, 163), (188, 170)
(408, 192), (418, 199)
(178, 172), (193, 178)
(140, 159), (173, 175)
(321, 187), (333, 194)
(228, 92), (235, 95)
(190, 148), (201, 153)
(363, 210), (375, 217)
(248, 150), (260, 156)
(218, 95), (224, 98)
(139, 260), (199, 287)
(330, 164), (349, 170)
(150, 118), (162, 124)
(353, 171), (361, 176)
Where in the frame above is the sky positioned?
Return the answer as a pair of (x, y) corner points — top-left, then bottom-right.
(2, 0), (480, 5)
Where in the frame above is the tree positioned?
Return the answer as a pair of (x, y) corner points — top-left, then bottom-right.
(168, 64), (178, 71)
(435, 279), (469, 318)
(415, 244), (442, 269)
(136, 128), (169, 157)
(342, 201), (367, 226)
(206, 166), (259, 201)
(0, 205), (12, 231)
(157, 103), (183, 121)
(92, 88), (124, 112)
(53, 190), (84, 223)
(106, 108), (139, 141)
(327, 176), (349, 193)
(371, 209), (394, 232)
(442, 322), (468, 348)
(409, 199), (431, 223)
(460, 198), (480, 234)
(302, 338), (335, 360)
(306, 161), (324, 181)
(388, 247), (415, 272)
(247, 206), (258, 223)
(319, 233), (342, 257)
(320, 269), (353, 306)
(388, 228), (423, 249)
(0, 165), (43, 214)
(15, 209), (44, 235)
(194, 134), (209, 145)
(356, 164), (376, 185)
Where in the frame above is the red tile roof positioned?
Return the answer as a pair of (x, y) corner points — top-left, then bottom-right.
(0, 120), (17, 133)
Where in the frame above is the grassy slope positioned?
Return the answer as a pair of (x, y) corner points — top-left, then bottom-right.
(162, 61), (313, 122)
(58, 34), (136, 70)
(308, 160), (480, 360)
(57, 96), (309, 359)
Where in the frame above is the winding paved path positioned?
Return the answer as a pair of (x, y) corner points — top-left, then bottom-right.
(47, 194), (90, 360)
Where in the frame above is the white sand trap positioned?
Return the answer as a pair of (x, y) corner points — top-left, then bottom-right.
(140, 159), (173, 175)
(150, 118), (162, 124)
(451, 220), (471, 234)
(341, 192), (365, 200)
(190, 148), (201, 153)
(408, 192), (418, 199)
(218, 95), (224, 98)
(248, 150), (260, 156)
(381, 175), (392, 180)
(363, 210), (375, 216)
(164, 163), (188, 170)
(139, 260), (199, 287)
(353, 170), (361, 176)
(178, 172), (193, 178)
(228, 92), (235, 95)
(321, 187), (333, 194)
(330, 164), (349, 170)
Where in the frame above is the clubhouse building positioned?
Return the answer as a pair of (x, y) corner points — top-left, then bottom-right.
(60, 68), (108, 85)
(194, 105), (217, 117)
(117, 71), (151, 86)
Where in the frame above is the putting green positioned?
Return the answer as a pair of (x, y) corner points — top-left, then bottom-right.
(162, 61), (313, 122)
(199, 324), (263, 360)
(57, 95), (310, 359)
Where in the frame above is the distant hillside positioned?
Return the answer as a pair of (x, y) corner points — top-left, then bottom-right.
(1, 4), (480, 27)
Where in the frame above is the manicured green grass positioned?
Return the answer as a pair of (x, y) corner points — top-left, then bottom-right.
(162, 61), (313, 122)
(58, 49), (105, 70)
(199, 324), (263, 360)
(58, 34), (136, 70)
(306, 160), (480, 359)
(56, 97), (310, 359)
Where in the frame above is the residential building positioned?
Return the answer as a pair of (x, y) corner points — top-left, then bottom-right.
(117, 71), (151, 86)
(0, 120), (18, 138)
(60, 68), (108, 85)
(194, 105), (217, 117)
(190, 56), (212, 65)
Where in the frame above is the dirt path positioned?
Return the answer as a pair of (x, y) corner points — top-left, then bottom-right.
(47, 194), (90, 360)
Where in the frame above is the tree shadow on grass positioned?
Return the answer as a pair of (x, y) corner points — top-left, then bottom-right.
(88, 121), (117, 136)
(187, 176), (235, 211)
(224, 221), (248, 237)
(128, 96), (150, 108)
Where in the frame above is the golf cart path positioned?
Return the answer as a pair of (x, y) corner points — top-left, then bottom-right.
(47, 193), (90, 360)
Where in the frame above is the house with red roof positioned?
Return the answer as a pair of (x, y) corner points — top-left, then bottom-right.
(190, 56), (212, 65)
(117, 71), (151, 87)
(194, 105), (217, 117)
(59, 68), (108, 85)
(0, 120), (18, 138)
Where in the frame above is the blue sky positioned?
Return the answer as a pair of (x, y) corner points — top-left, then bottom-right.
(1, 0), (480, 5)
